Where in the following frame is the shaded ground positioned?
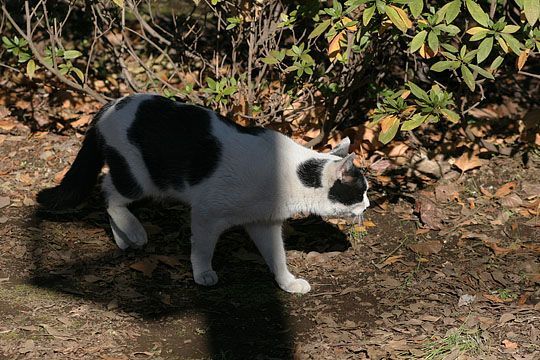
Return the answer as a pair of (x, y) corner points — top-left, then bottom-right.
(0, 125), (539, 359)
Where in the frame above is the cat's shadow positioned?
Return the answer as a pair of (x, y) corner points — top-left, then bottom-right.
(28, 197), (349, 359)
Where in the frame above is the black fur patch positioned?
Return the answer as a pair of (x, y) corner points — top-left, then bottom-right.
(104, 146), (143, 199)
(127, 96), (222, 190)
(115, 96), (133, 111)
(297, 159), (328, 188)
(217, 114), (266, 136)
(328, 167), (367, 205)
(36, 126), (105, 210)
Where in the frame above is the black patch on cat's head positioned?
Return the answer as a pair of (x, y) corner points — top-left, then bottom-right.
(115, 96), (133, 111)
(127, 95), (222, 190)
(328, 166), (367, 205)
(104, 145), (144, 199)
(217, 114), (267, 136)
(297, 159), (328, 188)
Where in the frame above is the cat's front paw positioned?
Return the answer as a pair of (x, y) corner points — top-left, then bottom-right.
(279, 278), (311, 294)
(194, 270), (219, 287)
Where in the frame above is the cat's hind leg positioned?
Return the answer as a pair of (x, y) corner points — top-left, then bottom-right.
(102, 173), (147, 250)
(245, 222), (311, 294)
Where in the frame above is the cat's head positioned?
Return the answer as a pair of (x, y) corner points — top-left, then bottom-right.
(297, 137), (369, 222)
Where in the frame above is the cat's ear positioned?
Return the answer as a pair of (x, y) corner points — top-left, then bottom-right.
(333, 152), (357, 181)
(329, 137), (351, 158)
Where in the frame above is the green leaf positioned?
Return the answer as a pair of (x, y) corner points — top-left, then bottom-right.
(523, 0), (540, 26)
(2, 36), (14, 47)
(500, 33), (522, 54)
(112, 0), (124, 8)
(363, 5), (376, 26)
(26, 59), (36, 79)
(489, 55), (504, 69)
(431, 60), (459, 72)
(428, 31), (439, 52)
(309, 19), (332, 39)
(18, 52), (31, 62)
(261, 56), (280, 65)
(477, 36), (493, 63)
(385, 6), (409, 33)
(469, 64), (495, 79)
(445, 0), (462, 24)
(379, 116), (400, 144)
(410, 30), (427, 53)
(206, 77), (216, 89)
(502, 25), (520, 33)
(466, 0), (489, 27)
(470, 31), (488, 41)
(441, 43), (458, 53)
(463, 49), (478, 63)
(401, 113), (427, 131)
(409, 0), (423, 18)
(440, 108), (460, 123)
(63, 50), (82, 60)
(437, 24), (460, 36)
(375, 0), (386, 14)
(461, 64), (476, 91)
(408, 82), (430, 102)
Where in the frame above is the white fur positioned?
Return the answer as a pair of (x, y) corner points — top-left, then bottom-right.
(96, 94), (369, 293)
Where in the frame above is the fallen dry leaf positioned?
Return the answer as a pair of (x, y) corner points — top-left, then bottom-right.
(483, 293), (513, 303)
(70, 114), (92, 128)
(129, 259), (157, 277)
(381, 255), (405, 267)
(522, 182), (540, 198)
(39, 324), (72, 338)
(502, 339), (518, 349)
(483, 240), (513, 256)
(0, 196), (10, 209)
(153, 255), (181, 267)
(19, 339), (35, 354)
(435, 183), (460, 202)
(54, 166), (70, 184)
(409, 240), (442, 256)
(500, 194), (522, 208)
(453, 152), (484, 172)
(495, 181), (517, 198)
(499, 313), (516, 324)
(415, 196), (444, 230)
(0, 119), (17, 131)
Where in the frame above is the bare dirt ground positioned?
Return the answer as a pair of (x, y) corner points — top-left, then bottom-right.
(0, 124), (539, 359)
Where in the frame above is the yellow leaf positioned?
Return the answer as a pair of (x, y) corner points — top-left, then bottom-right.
(328, 31), (345, 61)
(400, 90), (411, 99)
(380, 115), (399, 133)
(466, 26), (488, 35)
(393, 6), (413, 29)
(419, 43), (436, 59)
(112, 0), (124, 7)
(497, 37), (509, 53)
(341, 17), (357, 32)
(516, 48), (530, 70)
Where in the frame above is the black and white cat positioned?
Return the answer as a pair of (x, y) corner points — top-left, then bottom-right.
(37, 94), (369, 294)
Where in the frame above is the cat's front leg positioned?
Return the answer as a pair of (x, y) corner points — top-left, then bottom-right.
(245, 222), (311, 294)
(190, 213), (225, 287)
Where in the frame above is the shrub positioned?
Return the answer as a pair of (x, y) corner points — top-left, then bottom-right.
(1, 1), (538, 145)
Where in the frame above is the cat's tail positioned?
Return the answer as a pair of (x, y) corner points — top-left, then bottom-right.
(37, 126), (104, 210)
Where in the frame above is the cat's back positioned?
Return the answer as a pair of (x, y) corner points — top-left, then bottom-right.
(94, 94), (277, 197)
